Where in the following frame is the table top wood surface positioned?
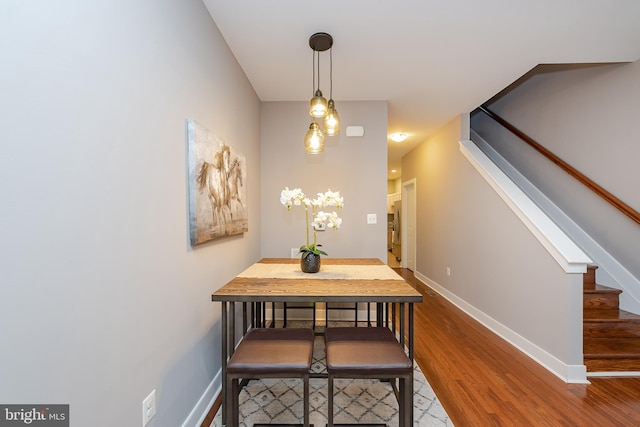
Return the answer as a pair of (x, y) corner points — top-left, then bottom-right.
(211, 258), (423, 303)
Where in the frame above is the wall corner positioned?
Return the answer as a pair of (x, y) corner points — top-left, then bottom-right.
(460, 113), (471, 140)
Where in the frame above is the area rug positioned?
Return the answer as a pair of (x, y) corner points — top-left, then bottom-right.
(209, 323), (453, 427)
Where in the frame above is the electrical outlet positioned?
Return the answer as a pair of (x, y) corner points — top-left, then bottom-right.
(447, 267), (451, 277)
(367, 213), (377, 224)
(142, 389), (156, 426)
(291, 248), (299, 258)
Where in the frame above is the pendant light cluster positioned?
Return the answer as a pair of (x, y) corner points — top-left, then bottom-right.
(304, 32), (340, 154)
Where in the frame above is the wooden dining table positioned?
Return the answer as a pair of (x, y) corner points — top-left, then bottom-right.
(211, 257), (423, 427)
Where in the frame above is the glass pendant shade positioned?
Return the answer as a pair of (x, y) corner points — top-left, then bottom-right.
(304, 122), (325, 154)
(309, 89), (328, 118)
(323, 99), (340, 136)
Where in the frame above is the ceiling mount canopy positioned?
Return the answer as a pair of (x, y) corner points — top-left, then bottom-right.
(309, 32), (333, 51)
(304, 32), (340, 154)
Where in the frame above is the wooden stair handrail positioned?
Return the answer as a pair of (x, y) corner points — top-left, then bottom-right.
(478, 105), (640, 226)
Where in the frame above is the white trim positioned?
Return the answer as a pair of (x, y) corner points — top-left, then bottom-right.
(459, 140), (591, 273)
(415, 271), (589, 384)
(401, 178), (417, 271)
(181, 372), (221, 427)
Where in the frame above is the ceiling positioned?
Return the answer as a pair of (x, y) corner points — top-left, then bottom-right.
(203, 1), (640, 180)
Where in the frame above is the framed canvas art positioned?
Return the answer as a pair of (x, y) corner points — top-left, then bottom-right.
(187, 119), (248, 245)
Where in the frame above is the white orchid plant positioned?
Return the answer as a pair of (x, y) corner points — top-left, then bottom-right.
(280, 187), (344, 257)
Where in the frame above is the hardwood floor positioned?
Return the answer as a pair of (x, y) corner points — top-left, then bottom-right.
(396, 268), (640, 426)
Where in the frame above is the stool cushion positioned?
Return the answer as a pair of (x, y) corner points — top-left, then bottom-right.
(227, 328), (314, 375)
(325, 327), (412, 376)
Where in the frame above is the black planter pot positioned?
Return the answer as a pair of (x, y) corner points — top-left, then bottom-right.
(301, 252), (321, 273)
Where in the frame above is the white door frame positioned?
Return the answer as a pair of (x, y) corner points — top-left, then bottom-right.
(401, 178), (416, 270)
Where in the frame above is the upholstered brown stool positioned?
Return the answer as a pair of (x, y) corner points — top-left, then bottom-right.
(226, 328), (314, 427)
(324, 327), (413, 427)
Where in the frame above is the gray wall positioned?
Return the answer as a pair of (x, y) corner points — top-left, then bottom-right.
(403, 116), (584, 379)
(0, 1), (260, 426)
(260, 101), (388, 261)
(472, 61), (640, 309)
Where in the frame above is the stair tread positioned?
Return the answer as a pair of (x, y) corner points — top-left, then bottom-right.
(583, 284), (622, 294)
(583, 308), (640, 321)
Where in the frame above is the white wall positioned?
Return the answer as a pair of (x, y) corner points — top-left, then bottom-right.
(0, 1), (260, 426)
(260, 101), (388, 261)
(403, 116), (585, 381)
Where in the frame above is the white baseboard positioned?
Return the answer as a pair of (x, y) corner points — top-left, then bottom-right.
(181, 371), (221, 427)
(414, 270), (589, 384)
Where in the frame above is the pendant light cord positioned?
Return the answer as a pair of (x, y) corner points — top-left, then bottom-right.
(317, 50), (321, 93)
(311, 49), (322, 95)
(312, 49), (316, 95)
(329, 48), (333, 99)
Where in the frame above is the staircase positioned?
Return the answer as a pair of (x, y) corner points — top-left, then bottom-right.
(583, 265), (640, 372)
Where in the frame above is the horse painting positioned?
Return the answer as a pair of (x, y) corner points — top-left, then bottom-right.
(187, 119), (247, 245)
